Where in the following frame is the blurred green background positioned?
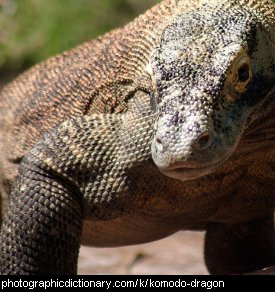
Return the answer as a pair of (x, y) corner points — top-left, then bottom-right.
(0, 0), (158, 84)
(0, 0), (274, 85)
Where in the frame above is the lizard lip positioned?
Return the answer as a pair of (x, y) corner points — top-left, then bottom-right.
(163, 160), (222, 171)
(159, 158), (228, 182)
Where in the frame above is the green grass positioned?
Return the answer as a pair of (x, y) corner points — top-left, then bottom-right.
(0, 0), (158, 77)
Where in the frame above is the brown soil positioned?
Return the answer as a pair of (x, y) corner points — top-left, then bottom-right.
(78, 231), (208, 275)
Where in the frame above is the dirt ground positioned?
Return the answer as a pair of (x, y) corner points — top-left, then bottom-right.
(78, 231), (208, 275)
(78, 230), (275, 275)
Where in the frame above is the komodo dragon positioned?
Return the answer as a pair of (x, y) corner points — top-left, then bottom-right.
(0, 0), (274, 275)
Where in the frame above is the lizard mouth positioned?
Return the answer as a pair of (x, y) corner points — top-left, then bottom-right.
(159, 158), (228, 182)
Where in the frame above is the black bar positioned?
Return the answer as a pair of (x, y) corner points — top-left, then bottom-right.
(0, 275), (273, 290)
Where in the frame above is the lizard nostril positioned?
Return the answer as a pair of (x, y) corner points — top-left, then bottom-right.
(194, 132), (213, 151)
(199, 134), (210, 147)
(155, 137), (164, 153)
(156, 138), (162, 144)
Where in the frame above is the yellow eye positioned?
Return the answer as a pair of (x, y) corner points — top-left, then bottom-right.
(228, 53), (252, 93)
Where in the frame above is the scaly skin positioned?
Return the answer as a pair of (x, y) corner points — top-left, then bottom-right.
(0, 0), (274, 274)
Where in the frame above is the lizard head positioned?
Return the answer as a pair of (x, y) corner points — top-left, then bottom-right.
(149, 0), (275, 181)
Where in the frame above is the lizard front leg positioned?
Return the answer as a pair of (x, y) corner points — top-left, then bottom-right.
(0, 93), (156, 274)
(0, 154), (83, 275)
(204, 212), (275, 275)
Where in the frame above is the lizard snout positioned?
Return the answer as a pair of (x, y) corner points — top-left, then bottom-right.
(153, 126), (215, 158)
(151, 122), (223, 181)
(155, 130), (214, 153)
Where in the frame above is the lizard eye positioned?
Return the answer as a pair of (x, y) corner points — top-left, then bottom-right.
(228, 53), (252, 93)
(238, 63), (250, 83)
